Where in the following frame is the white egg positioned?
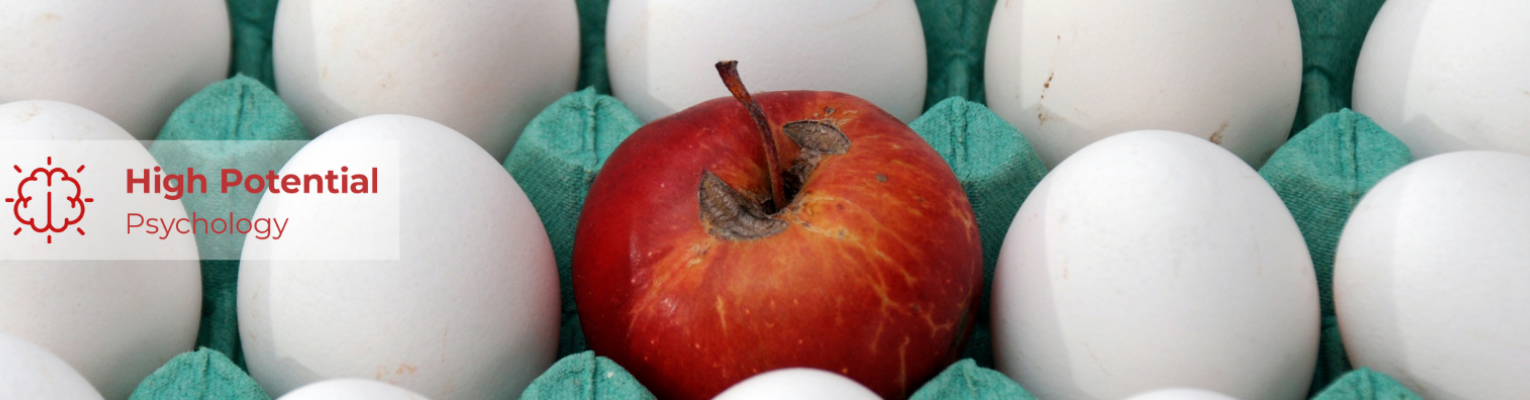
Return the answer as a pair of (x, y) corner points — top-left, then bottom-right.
(238, 115), (560, 400)
(278, 379), (431, 400)
(606, 0), (927, 122)
(0, 0), (230, 139)
(0, 333), (103, 400)
(711, 368), (881, 400)
(1352, 0), (1530, 159)
(272, 0), (580, 160)
(985, 0), (1301, 168)
(1333, 151), (1530, 400)
(1123, 388), (1242, 400)
(0, 100), (202, 400)
(991, 131), (1318, 400)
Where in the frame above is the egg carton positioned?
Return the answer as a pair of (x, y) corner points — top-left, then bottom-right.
(3, 0), (1476, 399)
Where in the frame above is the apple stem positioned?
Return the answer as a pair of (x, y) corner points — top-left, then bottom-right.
(715, 60), (786, 212)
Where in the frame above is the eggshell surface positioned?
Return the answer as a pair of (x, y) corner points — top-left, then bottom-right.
(277, 379), (431, 400)
(0, 0), (230, 139)
(0, 333), (104, 400)
(273, 0), (579, 160)
(1124, 388), (1242, 400)
(1351, 0), (1530, 159)
(606, 0), (927, 122)
(239, 115), (560, 400)
(0, 101), (203, 400)
(991, 131), (1318, 400)
(711, 369), (881, 400)
(1333, 151), (1530, 400)
(985, 0), (1301, 168)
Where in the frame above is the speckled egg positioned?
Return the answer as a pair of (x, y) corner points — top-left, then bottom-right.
(1124, 388), (1242, 400)
(239, 115), (559, 400)
(712, 369), (881, 400)
(991, 130), (1318, 400)
(0, 0), (230, 138)
(0, 333), (104, 400)
(277, 379), (431, 400)
(1352, 0), (1530, 158)
(0, 100), (202, 400)
(985, 0), (1302, 168)
(1334, 151), (1530, 400)
(606, 0), (927, 123)
(273, 0), (580, 160)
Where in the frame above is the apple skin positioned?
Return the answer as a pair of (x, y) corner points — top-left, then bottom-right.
(572, 90), (982, 400)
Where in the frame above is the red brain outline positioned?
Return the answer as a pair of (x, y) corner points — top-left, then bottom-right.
(14, 167), (86, 233)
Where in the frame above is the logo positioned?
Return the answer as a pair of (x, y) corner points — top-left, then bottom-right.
(7, 156), (92, 244)
(0, 140), (400, 260)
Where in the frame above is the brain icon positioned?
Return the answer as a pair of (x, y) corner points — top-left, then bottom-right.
(14, 166), (87, 233)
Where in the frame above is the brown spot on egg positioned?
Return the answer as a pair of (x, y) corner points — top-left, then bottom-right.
(15, 103), (40, 123)
(1209, 121), (1229, 144)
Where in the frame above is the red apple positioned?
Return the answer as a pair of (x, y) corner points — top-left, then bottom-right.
(572, 62), (982, 400)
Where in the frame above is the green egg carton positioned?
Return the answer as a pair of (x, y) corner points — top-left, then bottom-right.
(128, 0), (1424, 399)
